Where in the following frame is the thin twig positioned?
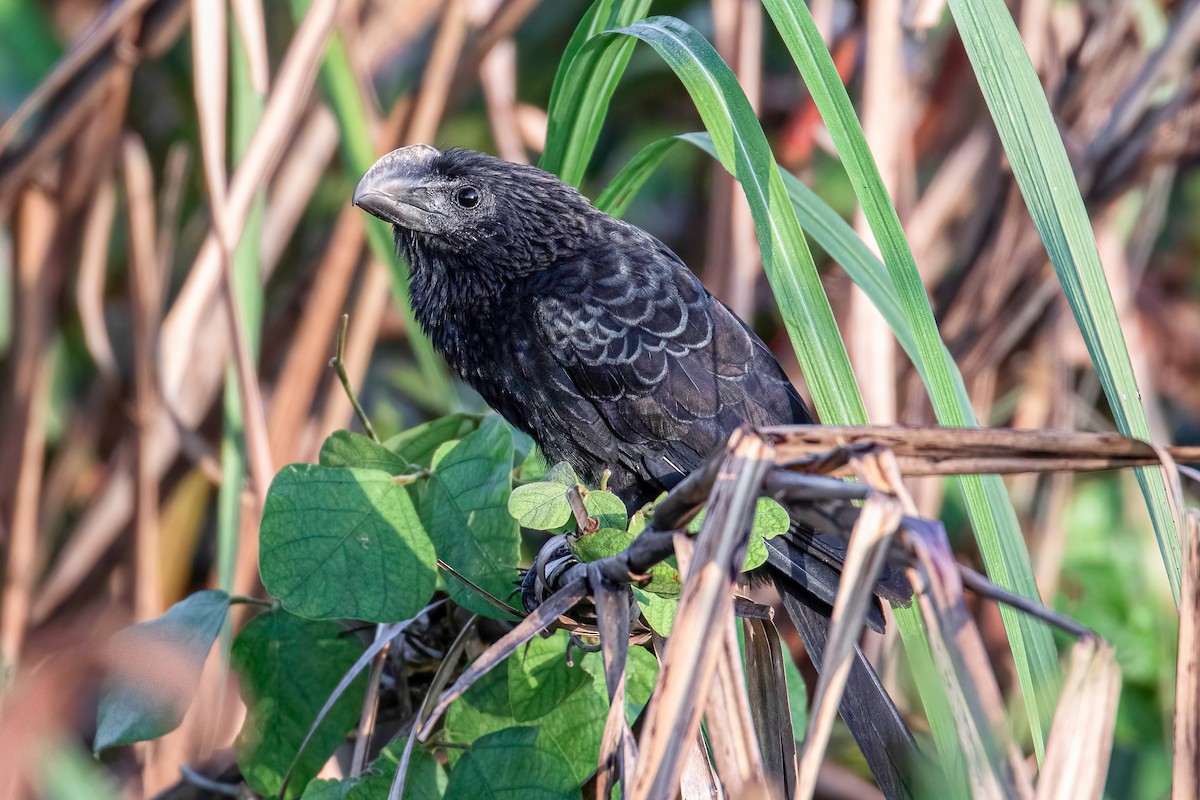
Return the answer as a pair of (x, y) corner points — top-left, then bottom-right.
(567, 485), (598, 533)
(958, 563), (1094, 640)
(350, 629), (392, 777)
(436, 559), (523, 618)
(329, 314), (379, 443)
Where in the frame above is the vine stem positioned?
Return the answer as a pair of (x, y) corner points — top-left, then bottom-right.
(329, 313), (379, 443)
(350, 627), (391, 776)
(331, 311), (384, 774)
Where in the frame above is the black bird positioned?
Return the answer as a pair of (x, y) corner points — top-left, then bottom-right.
(354, 145), (917, 797)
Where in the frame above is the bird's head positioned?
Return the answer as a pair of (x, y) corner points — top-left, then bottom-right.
(353, 145), (594, 275)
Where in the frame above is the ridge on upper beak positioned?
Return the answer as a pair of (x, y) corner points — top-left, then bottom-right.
(353, 144), (442, 232)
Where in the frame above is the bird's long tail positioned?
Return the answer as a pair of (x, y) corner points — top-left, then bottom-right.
(766, 539), (922, 800)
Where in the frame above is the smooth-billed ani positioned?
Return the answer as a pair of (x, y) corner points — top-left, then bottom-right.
(354, 145), (917, 797)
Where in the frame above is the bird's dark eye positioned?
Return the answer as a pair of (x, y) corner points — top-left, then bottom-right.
(455, 186), (480, 208)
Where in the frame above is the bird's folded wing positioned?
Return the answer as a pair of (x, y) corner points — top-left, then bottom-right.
(534, 229), (806, 497)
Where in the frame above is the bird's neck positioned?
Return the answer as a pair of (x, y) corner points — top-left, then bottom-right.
(401, 240), (518, 378)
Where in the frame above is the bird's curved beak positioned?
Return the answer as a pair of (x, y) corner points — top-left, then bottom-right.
(353, 144), (443, 232)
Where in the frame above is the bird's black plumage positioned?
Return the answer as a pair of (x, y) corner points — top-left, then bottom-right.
(363, 146), (809, 507)
(354, 145), (918, 798)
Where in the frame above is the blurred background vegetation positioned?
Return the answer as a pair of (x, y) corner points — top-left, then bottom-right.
(0, 0), (1197, 797)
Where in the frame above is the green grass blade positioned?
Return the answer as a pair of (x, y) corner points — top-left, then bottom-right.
(762, 0), (1061, 757)
(211, 20), (267, 746)
(218, 24), (265, 599)
(539, 0), (654, 187)
(945, 0), (1182, 602)
(592, 135), (679, 218)
(289, 0), (453, 413)
(600, 17), (866, 425)
(594, 132), (920, 370)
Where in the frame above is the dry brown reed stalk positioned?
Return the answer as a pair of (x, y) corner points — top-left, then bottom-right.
(479, 37), (527, 164)
(192, 0), (229, 237)
(260, 80), (393, 472)
(32, 0), (342, 628)
(816, 763), (886, 800)
(349, 622), (389, 775)
(0, 1), (188, 213)
(1173, 510), (1200, 799)
(765, 424), (1200, 477)
(0, 187), (57, 664)
(155, 143), (191, 278)
(230, 0), (270, 94)
(440, 0), (545, 106)
(708, 0), (762, 321)
(122, 134), (165, 623)
(261, 105), (340, 271)
(676, 730), (722, 798)
(630, 430), (774, 800)
(0, 0), (161, 152)
(193, 0), (329, 516)
(161, 0), (338, 402)
(594, 574), (639, 798)
(848, 0), (908, 426)
(1018, 0), (1052, 73)
(705, 598), (773, 798)
(669, 535), (772, 799)
(76, 176), (119, 383)
(796, 451), (905, 799)
(1035, 638), (1120, 800)
(904, 125), (992, 289)
(10, 76), (130, 483)
(124, 130), (185, 791)
(267, 211), (367, 466)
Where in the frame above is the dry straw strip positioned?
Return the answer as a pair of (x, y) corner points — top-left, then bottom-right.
(1173, 510), (1200, 799)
